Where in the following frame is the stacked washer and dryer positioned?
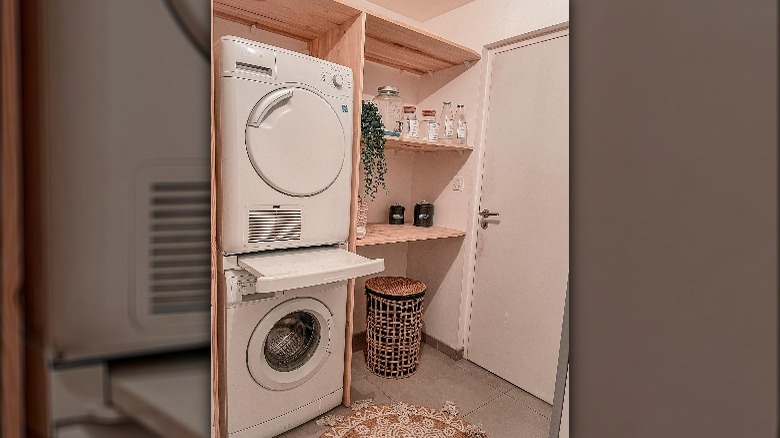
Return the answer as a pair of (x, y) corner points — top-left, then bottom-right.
(217, 36), (385, 437)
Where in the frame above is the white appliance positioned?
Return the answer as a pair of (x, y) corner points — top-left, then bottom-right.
(223, 275), (347, 438)
(218, 36), (355, 255)
(218, 37), (384, 437)
(40, 0), (211, 363)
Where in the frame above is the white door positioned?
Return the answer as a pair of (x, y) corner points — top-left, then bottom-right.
(467, 26), (569, 404)
(245, 86), (347, 197)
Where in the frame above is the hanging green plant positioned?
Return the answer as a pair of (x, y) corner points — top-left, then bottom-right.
(361, 100), (388, 200)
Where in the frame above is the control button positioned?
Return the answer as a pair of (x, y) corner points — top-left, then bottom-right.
(332, 74), (344, 87)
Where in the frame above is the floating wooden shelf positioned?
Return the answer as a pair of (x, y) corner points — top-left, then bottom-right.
(356, 223), (466, 247)
(363, 14), (479, 74)
(384, 136), (473, 153)
(214, 0), (480, 74)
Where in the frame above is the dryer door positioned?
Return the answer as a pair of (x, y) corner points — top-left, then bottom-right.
(246, 297), (332, 391)
(245, 86), (347, 197)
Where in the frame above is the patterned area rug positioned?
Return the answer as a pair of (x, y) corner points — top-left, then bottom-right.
(318, 401), (488, 438)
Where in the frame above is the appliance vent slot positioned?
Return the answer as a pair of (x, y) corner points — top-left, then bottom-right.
(248, 209), (302, 243)
(236, 61), (272, 76)
(148, 180), (211, 315)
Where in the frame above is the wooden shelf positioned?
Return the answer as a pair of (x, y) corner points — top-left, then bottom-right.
(363, 14), (479, 74)
(214, 0), (480, 74)
(214, 0), (360, 41)
(384, 136), (473, 153)
(356, 223), (466, 247)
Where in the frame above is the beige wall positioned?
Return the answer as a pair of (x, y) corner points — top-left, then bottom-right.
(421, 0), (568, 51)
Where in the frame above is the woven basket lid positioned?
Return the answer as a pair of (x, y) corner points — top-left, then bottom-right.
(365, 276), (426, 297)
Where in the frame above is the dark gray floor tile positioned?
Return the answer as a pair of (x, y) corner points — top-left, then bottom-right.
(453, 359), (518, 394)
(362, 345), (504, 415)
(279, 377), (391, 438)
(506, 387), (553, 419)
(350, 350), (368, 381)
(282, 345), (550, 438)
(465, 394), (551, 438)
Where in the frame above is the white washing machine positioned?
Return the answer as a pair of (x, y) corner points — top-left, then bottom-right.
(224, 273), (347, 437)
(217, 37), (384, 437)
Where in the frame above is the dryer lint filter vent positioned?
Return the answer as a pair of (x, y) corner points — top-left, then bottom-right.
(248, 209), (302, 243)
(146, 178), (211, 315)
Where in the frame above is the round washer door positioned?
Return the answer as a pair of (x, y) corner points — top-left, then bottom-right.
(247, 298), (332, 391)
(245, 86), (346, 197)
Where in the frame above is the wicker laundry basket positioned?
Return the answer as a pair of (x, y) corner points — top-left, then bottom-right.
(364, 276), (426, 379)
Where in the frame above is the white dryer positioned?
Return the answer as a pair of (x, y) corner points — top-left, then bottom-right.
(218, 36), (355, 255)
(217, 37), (384, 437)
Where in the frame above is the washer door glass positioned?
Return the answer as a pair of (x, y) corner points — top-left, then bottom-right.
(264, 311), (320, 373)
(245, 86), (346, 197)
(247, 298), (332, 391)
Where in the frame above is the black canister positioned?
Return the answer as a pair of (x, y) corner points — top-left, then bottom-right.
(413, 201), (434, 227)
(389, 204), (405, 225)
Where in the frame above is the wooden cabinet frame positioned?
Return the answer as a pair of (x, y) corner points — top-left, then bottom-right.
(210, 2), (479, 436)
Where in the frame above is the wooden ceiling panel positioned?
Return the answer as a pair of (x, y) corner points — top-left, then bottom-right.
(214, 0), (361, 41)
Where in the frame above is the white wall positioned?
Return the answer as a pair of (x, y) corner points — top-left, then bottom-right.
(354, 244), (408, 331)
(558, 366), (570, 438)
(360, 0), (569, 349)
(421, 0), (568, 52)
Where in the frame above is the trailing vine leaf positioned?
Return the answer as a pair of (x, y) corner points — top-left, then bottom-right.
(361, 101), (388, 200)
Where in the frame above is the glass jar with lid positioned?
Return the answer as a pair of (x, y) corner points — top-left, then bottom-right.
(403, 105), (419, 139)
(420, 109), (439, 142)
(372, 86), (404, 136)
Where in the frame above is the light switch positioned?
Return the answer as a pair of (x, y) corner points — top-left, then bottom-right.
(453, 176), (464, 192)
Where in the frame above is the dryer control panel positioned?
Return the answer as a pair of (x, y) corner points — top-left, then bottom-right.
(320, 64), (353, 94)
(220, 36), (354, 101)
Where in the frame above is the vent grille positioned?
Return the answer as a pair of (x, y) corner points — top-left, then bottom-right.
(248, 209), (302, 243)
(148, 181), (211, 315)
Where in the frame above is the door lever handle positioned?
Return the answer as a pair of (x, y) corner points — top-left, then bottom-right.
(478, 209), (500, 218)
(478, 209), (500, 229)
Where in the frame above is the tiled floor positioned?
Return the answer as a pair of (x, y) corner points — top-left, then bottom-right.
(279, 344), (552, 438)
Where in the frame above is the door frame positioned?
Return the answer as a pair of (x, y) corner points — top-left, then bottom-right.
(2, 0), (25, 435)
(460, 22), (570, 358)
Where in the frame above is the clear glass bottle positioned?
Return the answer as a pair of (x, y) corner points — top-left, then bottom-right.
(403, 105), (419, 139)
(421, 109), (439, 142)
(372, 86), (404, 136)
(455, 104), (467, 144)
(441, 101), (454, 142)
